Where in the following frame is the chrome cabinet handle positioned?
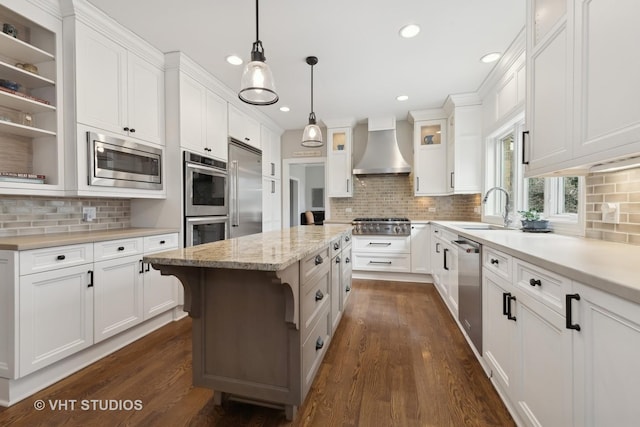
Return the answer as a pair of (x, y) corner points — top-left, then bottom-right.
(315, 290), (324, 301)
(345, 257), (350, 264)
(335, 256), (341, 264)
(369, 261), (392, 265)
(315, 255), (323, 265)
(334, 242), (340, 250)
(315, 337), (324, 351)
(368, 242), (391, 246)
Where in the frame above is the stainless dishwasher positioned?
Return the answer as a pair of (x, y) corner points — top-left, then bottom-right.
(453, 237), (482, 353)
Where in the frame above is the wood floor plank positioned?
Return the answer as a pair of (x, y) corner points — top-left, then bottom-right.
(0, 279), (514, 426)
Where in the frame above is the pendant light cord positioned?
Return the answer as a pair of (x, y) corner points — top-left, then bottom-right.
(255, 0), (260, 41)
(310, 63), (314, 115)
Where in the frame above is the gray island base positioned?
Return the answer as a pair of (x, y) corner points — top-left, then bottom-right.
(145, 225), (353, 420)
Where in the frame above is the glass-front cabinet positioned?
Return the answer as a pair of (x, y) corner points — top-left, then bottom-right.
(326, 119), (355, 198)
(0, 2), (62, 194)
(413, 118), (447, 196)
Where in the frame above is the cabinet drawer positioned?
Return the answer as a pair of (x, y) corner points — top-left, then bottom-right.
(144, 233), (179, 253)
(352, 235), (410, 253)
(330, 237), (342, 258)
(94, 238), (143, 261)
(352, 252), (411, 272)
(301, 305), (330, 399)
(301, 266), (330, 337)
(301, 245), (330, 285)
(514, 259), (571, 314)
(342, 231), (352, 248)
(20, 243), (94, 275)
(483, 246), (512, 281)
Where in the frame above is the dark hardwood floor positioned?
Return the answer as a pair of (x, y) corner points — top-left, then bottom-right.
(0, 280), (514, 426)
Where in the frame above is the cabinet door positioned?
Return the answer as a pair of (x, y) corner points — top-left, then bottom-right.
(128, 52), (164, 145)
(524, 0), (573, 175)
(515, 291), (573, 427)
(228, 105), (260, 148)
(262, 178), (281, 232)
(179, 73), (206, 154)
(410, 224), (430, 273)
(142, 261), (178, 320)
(327, 128), (352, 198)
(573, 282), (640, 427)
(482, 269), (517, 397)
(206, 90), (228, 160)
(443, 243), (458, 315)
(414, 120), (447, 195)
(19, 265), (93, 377)
(431, 229), (444, 294)
(573, 0), (640, 159)
(75, 22), (127, 135)
(341, 246), (353, 309)
(93, 255), (143, 342)
(330, 254), (341, 332)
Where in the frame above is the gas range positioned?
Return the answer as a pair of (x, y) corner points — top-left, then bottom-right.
(352, 217), (411, 236)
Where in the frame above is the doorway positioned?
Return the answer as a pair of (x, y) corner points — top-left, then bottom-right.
(282, 158), (327, 228)
(289, 178), (299, 226)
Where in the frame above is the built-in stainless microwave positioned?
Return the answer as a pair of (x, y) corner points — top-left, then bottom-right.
(88, 132), (162, 190)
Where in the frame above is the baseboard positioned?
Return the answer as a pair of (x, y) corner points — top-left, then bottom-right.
(352, 271), (432, 283)
(0, 310), (181, 407)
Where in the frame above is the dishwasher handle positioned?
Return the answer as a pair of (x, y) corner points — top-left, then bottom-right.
(452, 239), (480, 253)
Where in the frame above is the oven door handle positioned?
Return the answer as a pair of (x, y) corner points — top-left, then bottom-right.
(230, 160), (240, 227)
(185, 162), (226, 177)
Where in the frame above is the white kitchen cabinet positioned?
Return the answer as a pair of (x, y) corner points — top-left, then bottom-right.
(413, 119), (448, 195)
(523, 0), (573, 175)
(410, 224), (431, 273)
(93, 253), (144, 343)
(443, 95), (482, 194)
(0, 1), (63, 195)
(19, 264), (94, 377)
(178, 73), (228, 160)
(352, 235), (411, 273)
(430, 226), (445, 296)
(431, 226), (458, 315)
(341, 237), (353, 310)
(142, 233), (179, 320)
(74, 21), (164, 146)
(326, 126), (353, 198)
(572, 281), (640, 427)
(262, 177), (282, 232)
(261, 125), (281, 180)
(228, 104), (260, 149)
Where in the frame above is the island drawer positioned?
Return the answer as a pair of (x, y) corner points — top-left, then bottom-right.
(330, 237), (342, 258)
(301, 265), (331, 337)
(20, 243), (94, 275)
(342, 230), (352, 248)
(94, 238), (144, 261)
(514, 259), (571, 314)
(301, 245), (331, 284)
(301, 305), (331, 399)
(483, 246), (512, 281)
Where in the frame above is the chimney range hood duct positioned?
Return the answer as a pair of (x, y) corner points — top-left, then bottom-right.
(353, 117), (411, 175)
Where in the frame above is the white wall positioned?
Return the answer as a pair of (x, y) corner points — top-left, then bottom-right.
(305, 165), (325, 210)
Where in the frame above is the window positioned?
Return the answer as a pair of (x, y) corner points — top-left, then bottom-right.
(485, 114), (584, 235)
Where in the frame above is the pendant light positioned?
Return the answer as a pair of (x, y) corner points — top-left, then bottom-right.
(238, 0), (278, 106)
(301, 56), (323, 147)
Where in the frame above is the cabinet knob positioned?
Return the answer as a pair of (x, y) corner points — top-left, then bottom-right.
(56, 254), (66, 260)
(315, 290), (324, 301)
(335, 256), (341, 264)
(345, 257), (350, 264)
(244, 137), (250, 142)
(314, 255), (323, 265)
(159, 240), (166, 244)
(529, 278), (541, 287)
(333, 242), (340, 250)
(117, 246), (125, 251)
(491, 259), (499, 265)
(345, 235), (350, 242)
(315, 337), (324, 351)
(123, 127), (129, 132)
(130, 128), (135, 133)
(345, 285), (351, 292)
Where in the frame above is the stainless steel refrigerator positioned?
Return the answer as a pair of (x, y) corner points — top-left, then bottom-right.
(228, 139), (262, 238)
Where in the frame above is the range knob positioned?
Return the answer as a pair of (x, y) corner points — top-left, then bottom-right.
(394, 225), (401, 233)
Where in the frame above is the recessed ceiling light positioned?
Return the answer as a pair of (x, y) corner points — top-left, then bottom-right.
(226, 55), (243, 65)
(399, 24), (420, 39)
(396, 95), (409, 101)
(279, 106), (290, 112)
(480, 52), (501, 63)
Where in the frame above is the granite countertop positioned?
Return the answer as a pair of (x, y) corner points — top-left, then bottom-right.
(0, 228), (180, 251)
(145, 224), (353, 272)
(431, 221), (640, 305)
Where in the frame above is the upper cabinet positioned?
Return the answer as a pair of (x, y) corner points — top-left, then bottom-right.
(261, 125), (281, 180)
(0, 1), (63, 196)
(325, 118), (355, 198)
(524, 0), (640, 176)
(73, 21), (164, 146)
(228, 104), (260, 149)
(410, 109), (448, 196)
(443, 94), (482, 194)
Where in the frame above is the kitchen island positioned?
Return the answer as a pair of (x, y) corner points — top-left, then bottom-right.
(144, 225), (353, 420)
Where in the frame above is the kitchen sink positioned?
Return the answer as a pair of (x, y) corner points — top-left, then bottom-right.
(459, 223), (515, 231)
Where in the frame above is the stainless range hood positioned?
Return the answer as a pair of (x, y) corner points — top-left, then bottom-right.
(353, 117), (411, 175)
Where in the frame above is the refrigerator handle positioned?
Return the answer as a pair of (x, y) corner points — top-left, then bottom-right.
(231, 160), (240, 227)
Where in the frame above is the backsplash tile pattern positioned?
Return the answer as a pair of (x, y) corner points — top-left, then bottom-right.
(0, 196), (131, 237)
(585, 167), (640, 245)
(329, 174), (481, 221)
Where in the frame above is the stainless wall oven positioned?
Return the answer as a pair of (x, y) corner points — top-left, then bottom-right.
(184, 151), (228, 217)
(185, 216), (228, 247)
(88, 132), (162, 190)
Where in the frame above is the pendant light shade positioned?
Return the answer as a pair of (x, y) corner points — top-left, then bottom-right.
(238, 0), (278, 106)
(302, 56), (323, 147)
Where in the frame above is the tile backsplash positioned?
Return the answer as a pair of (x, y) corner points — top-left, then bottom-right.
(329, 174), (481, 221)
(585, 167), (640, 245)
(0, 196), (131, 237)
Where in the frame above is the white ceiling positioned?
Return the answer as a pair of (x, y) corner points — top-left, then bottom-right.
(86, 0), (525, 131)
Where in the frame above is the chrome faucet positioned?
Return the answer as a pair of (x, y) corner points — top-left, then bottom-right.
(482, 187), (512, 227)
